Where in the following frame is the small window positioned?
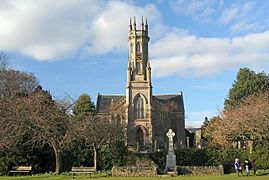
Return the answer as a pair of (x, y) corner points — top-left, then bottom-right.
(136, 62), (141, 74)
(136, 42), (141, 53)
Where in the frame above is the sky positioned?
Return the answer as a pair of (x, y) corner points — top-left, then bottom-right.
(1, 0), (269, 127)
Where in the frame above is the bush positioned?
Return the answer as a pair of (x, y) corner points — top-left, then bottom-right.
(98, 141), (128, 170)
(175, 148), (222, 166)
(249, 141), (269, 170)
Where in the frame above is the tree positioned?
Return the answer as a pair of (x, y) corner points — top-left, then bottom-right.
(73, 93), (95, 116)
(0, 86), (76, 174)
(0, 52), (9, 70)
(202, 116), (221, 145)
(206, 90), (269, 149)
(76, 115), (124, 170)
(224, 68), (269, 110)
(250, 141), (269, 170)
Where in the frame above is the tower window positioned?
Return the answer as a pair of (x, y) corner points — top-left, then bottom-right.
(134, 95), (145, 119)
(136, 62), (141, 74)
(136, 42), (141, 53)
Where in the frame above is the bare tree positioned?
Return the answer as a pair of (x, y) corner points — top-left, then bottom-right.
(0, 86), (76, 174)
(0, 52), (9, 70)
(76, 115), (124, 170)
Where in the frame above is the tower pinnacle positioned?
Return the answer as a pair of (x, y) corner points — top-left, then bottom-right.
(133, 16), (136, 30)
(141, 16), (144, 30)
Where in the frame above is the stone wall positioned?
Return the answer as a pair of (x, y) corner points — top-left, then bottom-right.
(112, 155), (157, 176)
(112, 165), (157, 176)
(177, 165), (224, 176)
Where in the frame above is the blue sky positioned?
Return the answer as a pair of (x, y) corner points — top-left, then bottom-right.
(1, 0), (269, 127)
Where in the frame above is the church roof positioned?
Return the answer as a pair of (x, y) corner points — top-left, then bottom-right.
(96, 93), (184, 114)
(153, 94), (184, 112)
(96, 94), (125, 114)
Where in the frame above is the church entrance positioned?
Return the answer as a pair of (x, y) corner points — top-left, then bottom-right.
(136, 125), (148, 152)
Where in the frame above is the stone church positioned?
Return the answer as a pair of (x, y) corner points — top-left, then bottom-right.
(96, 17), (185, 152)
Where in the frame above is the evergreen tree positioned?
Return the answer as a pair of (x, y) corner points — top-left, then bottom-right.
(224, 68), (269, 110)
(73, 93), (95, 116)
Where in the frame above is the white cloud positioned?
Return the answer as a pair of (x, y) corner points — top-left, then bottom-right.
(150, 29), (269, 77)
(169, 0), (218, 22)
(86, 1), (161, 55)
(0, 0), (161, 61)
(219, 1), (256, 24)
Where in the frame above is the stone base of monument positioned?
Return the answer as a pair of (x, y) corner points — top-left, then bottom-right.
(165, 152), (177, 176)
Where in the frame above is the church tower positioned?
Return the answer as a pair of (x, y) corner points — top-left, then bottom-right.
(126, 17), (153, 151)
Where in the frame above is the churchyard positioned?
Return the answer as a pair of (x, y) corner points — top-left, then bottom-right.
(1, 5), (269, 179)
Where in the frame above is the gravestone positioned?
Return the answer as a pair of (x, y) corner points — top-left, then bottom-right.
(165, 129), (176, 173)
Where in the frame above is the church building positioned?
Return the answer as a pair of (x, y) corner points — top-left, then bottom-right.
(96, 17), (185, 152)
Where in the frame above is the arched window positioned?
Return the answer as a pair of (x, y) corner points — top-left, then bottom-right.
(134, 95), (144, 119)
(136, 62), (141, 74)
(136, 42), (141, 53)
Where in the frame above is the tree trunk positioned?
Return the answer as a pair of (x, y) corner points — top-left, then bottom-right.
(52, 145), (62, 174)
(93, 145), (97, 171)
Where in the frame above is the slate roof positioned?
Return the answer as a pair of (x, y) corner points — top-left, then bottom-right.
(96, 94), (125, 114)
(96, 93), (184, 114)
(153, 94), (184, 112)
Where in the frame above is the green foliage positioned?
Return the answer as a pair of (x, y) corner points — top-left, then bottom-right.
(224, 68), (269, 109)
(221, 148), (248, 174)
(175, 148), (222, 166)
(202, 116), (221, 142)
(73, 94), (95, 116)
(250, 141), (269, 170)
(98, 141), (128, 170)
(61, 143), (94, 171)
(151, 148), (252, 174)
(150, 151), (166, 171)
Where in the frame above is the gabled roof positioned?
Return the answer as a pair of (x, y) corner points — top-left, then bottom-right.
(153, 94), (184, 112)
(96, 94), (125, 114)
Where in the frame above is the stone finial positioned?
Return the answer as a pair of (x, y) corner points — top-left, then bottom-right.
(141, 16), (144, 30)
(133, 16), (136, 30)
(145, 18), (148, 31)
(129, 17), (132, 31)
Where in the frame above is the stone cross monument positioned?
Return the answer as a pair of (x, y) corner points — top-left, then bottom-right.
(165, 129), (176, 172)
(167, 129), (175, 152)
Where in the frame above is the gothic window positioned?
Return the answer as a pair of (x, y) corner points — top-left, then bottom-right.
(136, 42), (141, 53)
(136, 62), (141, 74)
(134, 95), (145, 119)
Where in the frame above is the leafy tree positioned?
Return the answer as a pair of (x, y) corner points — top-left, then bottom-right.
(250, 141), (269, 170)
(224, 68), (269, 110)
(73, 93), (95, 116)
(202, 116), (221, 146)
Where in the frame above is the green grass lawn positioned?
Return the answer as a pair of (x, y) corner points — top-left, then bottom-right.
(1, 173), (269, 180)
(1, 170), (268, 180)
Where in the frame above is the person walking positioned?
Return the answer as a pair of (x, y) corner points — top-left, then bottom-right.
(234, 158), (242, 176)
(244, 159), (251, 176)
